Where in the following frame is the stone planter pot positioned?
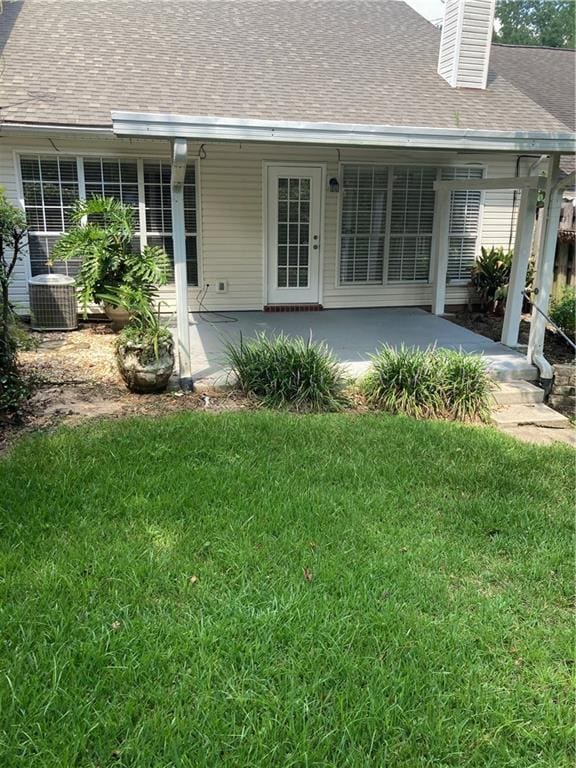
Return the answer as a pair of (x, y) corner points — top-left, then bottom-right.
(116, 339), (175, 393)
(104, 302), (130, 331)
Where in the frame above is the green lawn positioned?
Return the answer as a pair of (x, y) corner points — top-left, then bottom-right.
(0, 412), (573, 767)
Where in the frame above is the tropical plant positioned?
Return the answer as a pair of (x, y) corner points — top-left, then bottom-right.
(470, 246), (513, 312)
(114, 291), (174, 393)
(51, 196), (169, 316)
(225, 332), (346, 411)
(0, 188), (32, 416)
(114, 291), (173, 365)
(549, 287), (576, 341)
(361, 345), (491, 422)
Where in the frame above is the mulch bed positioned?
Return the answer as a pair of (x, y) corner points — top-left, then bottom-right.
(449, 311), (575, 365)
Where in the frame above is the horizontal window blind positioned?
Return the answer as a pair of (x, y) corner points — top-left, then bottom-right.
(441, 166), (483, 281)
(340, 165), (387, 283)
(339, 164), (484, 285)
(387, 166), (436, 282)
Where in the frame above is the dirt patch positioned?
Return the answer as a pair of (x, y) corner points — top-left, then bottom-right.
(449, 311), (575, 365)
(1, 322), (252, 453)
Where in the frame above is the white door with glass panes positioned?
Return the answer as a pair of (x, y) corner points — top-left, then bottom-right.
(266, 166), (322, 304)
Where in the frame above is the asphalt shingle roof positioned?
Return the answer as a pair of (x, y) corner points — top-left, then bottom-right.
(0, 0), (573, 134)
(491, 43), (575, 131)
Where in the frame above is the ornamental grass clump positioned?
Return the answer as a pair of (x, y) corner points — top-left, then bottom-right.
(361, 345), (443, 419)
(362, 345), (491, 422)
(225, 332), (346, 411)
(436, 349), (491, 422)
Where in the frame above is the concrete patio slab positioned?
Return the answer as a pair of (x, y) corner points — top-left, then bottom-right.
(180, 307), (538, 387)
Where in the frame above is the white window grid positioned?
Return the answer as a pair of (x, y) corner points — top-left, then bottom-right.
(19, 155), (199, 285)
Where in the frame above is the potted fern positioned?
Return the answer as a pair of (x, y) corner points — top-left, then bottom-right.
(113, 291), (174, 393)
(51, 196), (169, 329)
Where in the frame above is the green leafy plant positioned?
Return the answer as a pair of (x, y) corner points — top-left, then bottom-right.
(361, 345), (443, 419)
(0, 188), (32, 416)
(225, 332), (346, 411)
(361, 345), (491, 422)
(114, 292), (173, 366)
(52, 196), (169, 316)
(470, 246), (513, 312)
(549, 287), (576, 340)
(436, 349), (491, 422)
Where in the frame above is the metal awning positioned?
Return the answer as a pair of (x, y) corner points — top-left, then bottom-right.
(111, 112), (576, 154)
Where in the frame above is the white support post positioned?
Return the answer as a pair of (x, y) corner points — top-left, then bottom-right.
(527, 154), (562, 367)
(500, 186), (538, 347)
(170, 138), (192, 389)
(432, 188), (451, 315)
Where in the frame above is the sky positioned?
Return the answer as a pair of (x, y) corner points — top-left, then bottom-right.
(403, 0), (446, 25)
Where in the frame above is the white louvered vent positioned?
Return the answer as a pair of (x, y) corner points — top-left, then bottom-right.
(438, 0), (496, 89)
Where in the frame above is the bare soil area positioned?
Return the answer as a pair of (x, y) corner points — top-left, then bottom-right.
(1, 322), (251, 452)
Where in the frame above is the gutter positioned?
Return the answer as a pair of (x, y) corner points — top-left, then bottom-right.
(111, 112), (576, 153)
(0, 122), (114, 139)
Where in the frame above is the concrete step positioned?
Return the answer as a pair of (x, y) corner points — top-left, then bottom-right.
(500, 425), (576, 447)
(492, 381), (545, 406)
(489, 364), (539, 383)
(491, 402), (571, 429)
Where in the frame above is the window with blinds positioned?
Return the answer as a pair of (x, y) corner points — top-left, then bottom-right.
(20, 155), (80, 277)
(340, 165), (388, 283)
(339, 164), (483, 285)
(143, 161), (198, 285)
(388, 166), (437, 282)
(441, 166), (484, 281)
(20, 155), (198, 285)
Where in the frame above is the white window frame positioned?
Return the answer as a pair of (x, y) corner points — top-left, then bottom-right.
(14, 150), (202, 288)
(335, 160), (485, 287)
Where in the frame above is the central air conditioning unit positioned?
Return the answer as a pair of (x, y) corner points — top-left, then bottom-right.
(28, 274), (78, 331)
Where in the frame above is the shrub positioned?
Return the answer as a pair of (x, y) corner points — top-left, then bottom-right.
(0, 367), (33, 416)
(470, 246), (513, 312)
(361, 345), (443, 419)
(0, 188), (32, 418)
(549, 287), (576, 340)
(437, 349), (491, 422)
(225, 332), (345, 411)
(361, 345), (491, 422)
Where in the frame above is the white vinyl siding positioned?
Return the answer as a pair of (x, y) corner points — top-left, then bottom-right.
(2, 135), (522, 314)
(18, 155), (198, 286)
(437, 0), (494, 89)
(339, 164), (482, 285)
(442, 166), (484, 281)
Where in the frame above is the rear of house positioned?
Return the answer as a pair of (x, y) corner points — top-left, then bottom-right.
(1, 0), (574, 381)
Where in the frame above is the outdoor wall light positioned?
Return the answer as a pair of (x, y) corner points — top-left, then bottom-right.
(329, 177), (340, 193)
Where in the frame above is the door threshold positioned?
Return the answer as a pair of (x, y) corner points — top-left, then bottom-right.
(264, 303), (323, 313)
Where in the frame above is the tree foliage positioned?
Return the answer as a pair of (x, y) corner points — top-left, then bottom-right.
(494, 0), (575, 48)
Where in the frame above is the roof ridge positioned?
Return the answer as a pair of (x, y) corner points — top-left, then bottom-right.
(493, 42), (576, 53)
